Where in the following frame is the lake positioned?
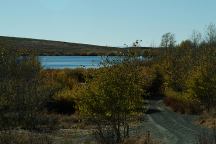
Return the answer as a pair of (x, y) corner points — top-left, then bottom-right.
(39, 56), (146, 69)
(39, 56), (104, 69)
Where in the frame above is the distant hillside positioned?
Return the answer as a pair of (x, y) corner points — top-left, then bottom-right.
(0, 36), (159, 56)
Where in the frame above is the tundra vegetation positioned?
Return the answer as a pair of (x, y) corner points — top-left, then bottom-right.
(0, 24), (216, 144)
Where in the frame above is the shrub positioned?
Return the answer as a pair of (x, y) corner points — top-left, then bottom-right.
(41, 69), (91, 115)
(186, 65), (216, 112)
(78, 57), (146, 143)
(64, 68), (87, 83)
(164, 88), (201, 114)
(0, 47), (59, 131)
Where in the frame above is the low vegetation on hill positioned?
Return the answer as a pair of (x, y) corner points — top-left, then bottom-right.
(0, 36), (159, 56)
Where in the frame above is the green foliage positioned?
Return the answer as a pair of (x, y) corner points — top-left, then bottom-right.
(164, 88), (201, 114)
(164, 54), (216, 112)
(179, 40), (193, 49)
(160, 24), (216, 113)
(41, 68), (96, 115)
(186, 64), (216, 111)
(78, 57), (145, 143)
(162, 45), (216, 113)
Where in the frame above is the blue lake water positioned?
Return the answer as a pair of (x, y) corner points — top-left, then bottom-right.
(39, 56), (146, 69)
(39, 56), (104, 69)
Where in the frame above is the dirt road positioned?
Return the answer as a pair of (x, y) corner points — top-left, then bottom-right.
(135, 100), (211, 144)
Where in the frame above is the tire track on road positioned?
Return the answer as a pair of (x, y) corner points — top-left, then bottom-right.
(145, 100), (209, 144)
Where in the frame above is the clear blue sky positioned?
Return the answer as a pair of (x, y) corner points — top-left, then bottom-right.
(0, 0), (216, 46)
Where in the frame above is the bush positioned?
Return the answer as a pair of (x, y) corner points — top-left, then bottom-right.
(78, 57), (146, 143)
(0, 47), (59, 131)
(41, 69), (91, 115)
(164, 88), (201, 114)
(186, 64), (216, 112)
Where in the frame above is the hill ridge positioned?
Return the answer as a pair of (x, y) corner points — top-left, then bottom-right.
(0, 36), (156, 56)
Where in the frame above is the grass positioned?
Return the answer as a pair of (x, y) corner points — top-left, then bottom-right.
(0, 131), (53, 144)
(123, 132), (161, 144)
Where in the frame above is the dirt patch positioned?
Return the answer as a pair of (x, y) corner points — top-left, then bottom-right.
(197, 117), (216, 129)
(123, 132), (162, 144)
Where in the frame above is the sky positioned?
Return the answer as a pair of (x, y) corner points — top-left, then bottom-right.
(0, 0), (216, 47)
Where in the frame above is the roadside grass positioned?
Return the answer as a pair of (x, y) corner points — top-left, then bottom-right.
(0, 131), (52, 144)
(123, 132), (161, 144)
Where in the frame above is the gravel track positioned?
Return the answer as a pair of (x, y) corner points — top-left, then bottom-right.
(141, 100), (211, 144)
